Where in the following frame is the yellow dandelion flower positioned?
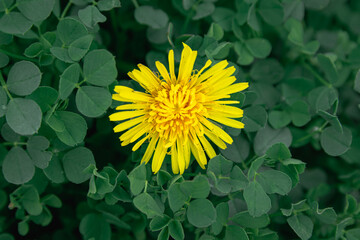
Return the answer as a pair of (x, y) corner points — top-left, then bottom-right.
(109, 43), (249, 174)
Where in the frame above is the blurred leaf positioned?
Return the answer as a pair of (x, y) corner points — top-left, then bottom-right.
(285, 18), (303, 46)
(193, 3), (215, 20)
(355, 69), (360, 94)
(320, 126), (352, 156)
(79, 213), (111, 240)
(303, 0), (329, 10)
(250, 58), (284, 84)
(247, 3), (261, 31)
(97, 0), (121, 11)
(245, 38), (272, 59)
(232, 211), (270, 228)
(258, 0), (284, 26)
(317, 54), (338, 84)
(134, 6), (169, 29)
(225, 225), (249, 240)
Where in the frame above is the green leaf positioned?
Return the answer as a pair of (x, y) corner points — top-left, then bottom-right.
(43, 156), (66, 184)
(59, 63), (80, 100)
(83, 49), (117, 86)
(0, 12), (32, 35)
(168, 220), (184, 240)
(242, 105), (267, 132)
(134, 6), (169, 29)
(346, 229), (360, 240)
(42, 194), (62, 208)
(157, 227), (169, 240)
(287, 214), (313, 240)
(317, 54), (338, 84)
(62, 147), (95, 184)
(320, 126), (352, 156)
(285, 18), (303, 46)
(0, 51), (9, 68)
(187, 199), (216, 228)
(211, 7), (234, 31)
(211, 202), (229, 235)
(150, 215), (171, 231)
(220, 135), (250, 163)
(254, 126), (292, 156)
(234, 42), (254, 66)
(78, 5), (106, 28)
(18, 221), (29, 236)
(193, 3), (215, 20)
(307, 86), (337, 112)
(24, 42), (43, 58)
(50, 47), (74, 63)
(68, 35), (93, 62)
(207, 155), (233, 176)
(245, 38), (272, 59)
(53, 111), (87, 146)
(248, 157), (264, 179)
(6, 98), (42, 135)
(7, 61), (41, 96)
(243, 181), (271, 217)
(76, 86), (112, 118)
(57, 18), (88, 45)
(301, 40), (320, 55)
(133, 193), (164, 218)
(310, 202), (337, 225)
(97, 0), (121, 11)
(257, 170), (292, 195)
(354, 69), (360, 94)
(17, 0), (55, 22)
(232, 211), (270, 228)
(225, 225), (249, 240)
(258, 0), (284, 26)
(207, 23), (224, 41)
(27, 86), (58, 113)
(266, 143), (292, 160)
(0, 0), (13, 12)
(250, 58), (284, 84)
(247, 3), (261, 31)
(289, 100), (311, 127)
(12, 185), (42, 215)
(27, 136), (52, 169)
(168, 183), (188, 212)
(0, 233), (14, 240)
(318, 110), (342, 133)
(180, 175), (210, 199)
(2, 147), (35, 184)
(128, 163), (147, 196)
(80, 213), (111, 240)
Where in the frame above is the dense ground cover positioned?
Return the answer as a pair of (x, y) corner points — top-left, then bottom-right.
(0, 0), (360, 239)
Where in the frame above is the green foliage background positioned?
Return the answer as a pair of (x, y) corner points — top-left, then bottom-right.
(0, 0), (360, 239)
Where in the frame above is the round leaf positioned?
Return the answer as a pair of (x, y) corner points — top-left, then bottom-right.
(6, 98), (42, 135)
(17, 0), (55, 22)
(80, 213), (111, 240)
(258, 0), (284, 26)
(62, 147), (95, 184)
(254, 126), (292, 156)
(27, 86), (58, 113)
(245, 38), (272, 59)
(243, 181), (271, 217)
(83, 49), (117, 86)
(76, 86), (112, 117)
(53, 111), (87, 146)
(320, 126), (352, 156)
(7, 61), (41, 96)
(2, 147), (35, 185)
(187, 199), (216, 228)
(0, 12), (32, 35)
(134, 6), (169, 29)
(57, 18), (88, 45)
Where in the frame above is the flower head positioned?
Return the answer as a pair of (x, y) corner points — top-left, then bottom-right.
(110, 43), (248, 174)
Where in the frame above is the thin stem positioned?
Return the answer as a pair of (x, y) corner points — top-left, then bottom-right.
(302, 61), (332, 88)
(2, 142), (27, 146)
(0, 48), (38, 63)
(60, 1), (72, 20)
(7, 3), (18, 13)
(131, 0), (139, 8)
(294, 121), (328, 144)
(0, 70), (13, 100)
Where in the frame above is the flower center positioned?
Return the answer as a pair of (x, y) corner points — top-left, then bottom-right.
(148, 83), (206, 146)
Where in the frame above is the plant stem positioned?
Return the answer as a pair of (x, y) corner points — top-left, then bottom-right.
(131, 0), (139, 8)
(0, 48), (38, 63)
(2, 142), (27, 146)
(0, 70), (13, 100)
(60, 1), (72, 20)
